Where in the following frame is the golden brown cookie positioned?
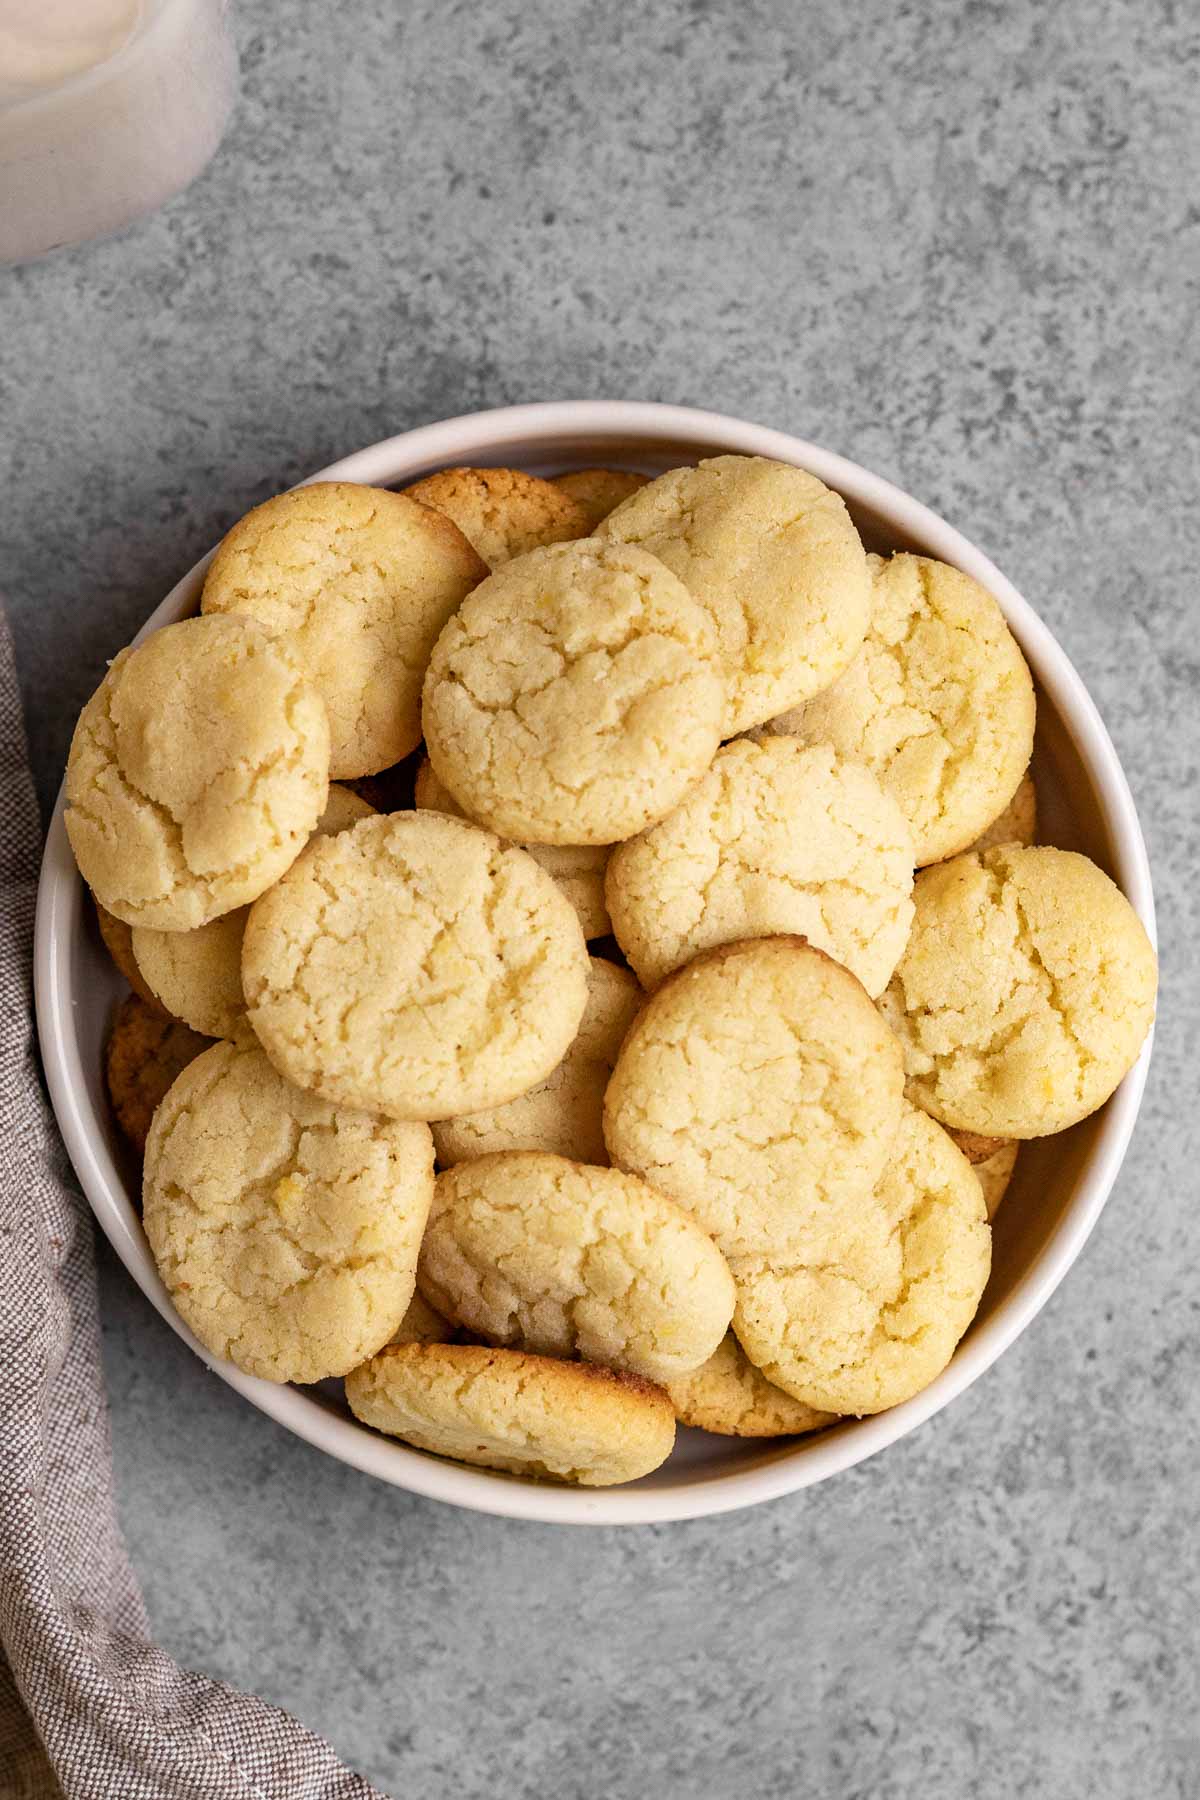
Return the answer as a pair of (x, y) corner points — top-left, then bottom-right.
(402, 466), (589, 567)
(243, 812), (590, 1121)
(417, 1152), (735, 1383)
(431, 956), (640, 1166)
(605, 737), (914, 994)
(201, 482), (487, 778)
(389, 1292), (460, 1346)
(414, 755), (610, 940)
(422, 539), (726, 846)
(597, 454), (871, 734)
(553, 468), (650, 530)
(143, 1041), (435, 1383)
(104, 994), (210, 1156)
(733, 1104), (992, 1416)
(604, 937), (905, 1261)
(65, 616), (330, 931)
(345, 1342), (676, 1486)
(879, 846), (1157, 1137)
(763, 553), (1036, 865)
(665, 1334), (838, 1438)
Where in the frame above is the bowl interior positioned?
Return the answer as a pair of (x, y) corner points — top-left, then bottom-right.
(37, 403), (1155, 1523)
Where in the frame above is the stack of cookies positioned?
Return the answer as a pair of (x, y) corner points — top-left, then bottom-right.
(69, 454), (1157, 1488)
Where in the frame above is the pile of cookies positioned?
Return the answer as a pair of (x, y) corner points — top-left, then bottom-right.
(70, 454), (1158, 1488)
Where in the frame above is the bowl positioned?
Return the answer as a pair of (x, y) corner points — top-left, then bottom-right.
(34, 400), (1156, 1525)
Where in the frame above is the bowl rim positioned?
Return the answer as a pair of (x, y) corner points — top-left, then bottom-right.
(34, 399), (1157, 1526)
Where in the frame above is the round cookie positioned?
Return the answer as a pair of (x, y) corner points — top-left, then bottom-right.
(201, 482), (487, 778)
(604, 937), (905, 1261)
(878, 846), (1157, 1137)
(415, 755), (610, 940)
(596, 454), (871, 734)
(553, 467), (650, 530)
(345, 1342), (676, 1486)
(131, 784), (376, 1042)
(605, 737), (914, 994)
(417, 1152), (735, 1383)
(104, 994), (209, 1156)
(422, 539), (726, 846)
(964, 768), (1038, 855)
(432, 956), (640, 1166)
(733, 1104), (991, 1416)
(66, 617), (330, 931)
(94, 897), (163, 1010)
(763, 553), (1036, 865)
(665, 1334), (837, 1438)
(143, 1041), (434, 1384)
(243, 811), (590, 1121)
(402, 466), (589, 567)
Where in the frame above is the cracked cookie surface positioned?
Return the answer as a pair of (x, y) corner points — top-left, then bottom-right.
(432, 955), (640, 1166)
(878, 845), (1157, 1137)
(604, 937), (905, 1261)
(201, 481), (487, 778)
(132, 784), (375, 1041)
(65, 616), (330, 931)
(143, 1040), (435, 1383)
(402, 466), (589, 567)
(417, 1151), (734, 1383)
(733, 1102), (991, 1415)
(242, 811), (590, 1121)
(596, 453), (871, 734)
(664, 1333), (837, 1438)
(764, 553), (1036, 865)
(415, 755), (610, 940)
(606, 737), (914, 993)
(345, 1341), (675, 1485)
(422, 539), (726, 846)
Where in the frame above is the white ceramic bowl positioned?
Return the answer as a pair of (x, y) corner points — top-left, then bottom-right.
(35, 401), (1156, 1525)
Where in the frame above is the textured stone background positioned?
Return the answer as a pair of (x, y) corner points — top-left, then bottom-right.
(3, 2), (1197, 1794)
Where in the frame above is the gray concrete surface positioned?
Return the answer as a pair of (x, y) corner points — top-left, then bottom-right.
(3, 2), (1197, 1794)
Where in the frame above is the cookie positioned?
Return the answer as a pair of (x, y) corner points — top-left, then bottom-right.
(131, 784), (376, 1042)
(553, 467), (650, 530)
(243, 812), (590, 1121)
(605, 737), (914, 994)
(143, 1041), (434, 1384)
(104, 994), (209, 1156)
(422, 539), (726, 845)
(402, 466), (589, 567)
(391, 1292), (459, 1346)
(65, 616), (330, 931)
(94, 897), (163, 1010)
(414, 755), (610, 940)
(201, 482), (487, 778)
(604, 937), (905, 1261)
(596, 454), (871, 734)
(878, 846), (1157, 1137)
(432, 956), (640, 1167)
(345, 1342), (676, 1486)
(964, 768), (1038, 855)
(762, 553), (1036, 865)
(733, 1104), (991, 1416)
(966, 1140), (1019, 1221)
(417, 1152), (735, 1383)
(664, 1334), (837, 1438)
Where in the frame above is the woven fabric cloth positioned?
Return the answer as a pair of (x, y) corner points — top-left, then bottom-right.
(0, 607), (389, 1800)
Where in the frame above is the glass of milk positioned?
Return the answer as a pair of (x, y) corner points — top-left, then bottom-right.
(0, 0), (238, 263)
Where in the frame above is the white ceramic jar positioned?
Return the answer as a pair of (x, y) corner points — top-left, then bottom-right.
(0, 0), (237, 263)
